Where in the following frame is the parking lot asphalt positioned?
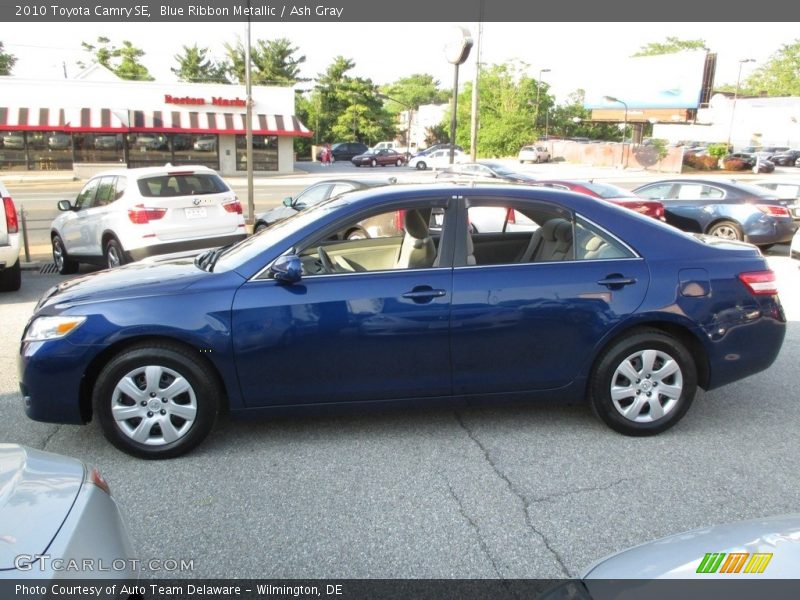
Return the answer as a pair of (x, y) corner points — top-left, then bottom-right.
(1, 254), (798, 579)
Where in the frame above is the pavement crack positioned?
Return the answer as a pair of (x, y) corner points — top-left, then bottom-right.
(446, 481), (504, 578)
(531, 478), (635, 504)
(454, 411), (571, 577)
(41, 425), (61, 450)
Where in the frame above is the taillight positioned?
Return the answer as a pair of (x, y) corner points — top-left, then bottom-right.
(128, 204), (167, 224)
(506, 207), (516, 224)
(395, 209), (406, 231)
(223, 200), (243, 214)
(3, 197), (18, 233)
(738, 271), (778, 296)
(756, 204), (790, 218)
(88, 467), (111, 495)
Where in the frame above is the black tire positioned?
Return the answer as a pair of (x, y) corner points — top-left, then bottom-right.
(0, 259), (21, 292)
(105, 238), (127, 269)
(396, 159), (403, 167)
(706, 220), (743, 241)
(52, 234), (79, 275)
(370, 159), (377, 167)
(758, 244), (774, 251)
(94, 343), (221, 459)
(416, 162), (427, 170)
(345, 227), (368, 240)
(255, 222), (269, 233)
(589, 329), (697, 436)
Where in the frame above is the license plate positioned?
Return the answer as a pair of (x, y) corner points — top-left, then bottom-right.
(184, 207), (207, 219)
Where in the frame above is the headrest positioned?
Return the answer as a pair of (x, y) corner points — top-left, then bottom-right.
(585, 236), (604, 252)
(404, 209), (430, 239)
(541, 218), (571, 242)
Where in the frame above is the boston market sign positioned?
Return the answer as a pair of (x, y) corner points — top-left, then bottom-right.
(164, 94), (247, 107)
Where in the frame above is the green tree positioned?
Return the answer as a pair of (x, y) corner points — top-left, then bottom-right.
(223, 38), (306, 85)
(740, 40), (800, 96)
(633, 37), (707, 56)
(381, 74), (449, 113)
(450, 62), (541, 157)
(172, 44), (226, 83)
(0, 41), (17, 75)
(549, 89), (620, 141)
(80, 37), (154, 80)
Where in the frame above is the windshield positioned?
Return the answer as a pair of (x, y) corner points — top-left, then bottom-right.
(580, 182), (637, 199)
(481, 163), (513, 175)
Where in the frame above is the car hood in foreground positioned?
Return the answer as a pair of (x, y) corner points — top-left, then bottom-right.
(0, 444), (84, 570)
(584, 514), (800, 579)
(36, 258), (212, 311)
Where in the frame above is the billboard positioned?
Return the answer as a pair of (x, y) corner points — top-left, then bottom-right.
(584, 51), (709, 110)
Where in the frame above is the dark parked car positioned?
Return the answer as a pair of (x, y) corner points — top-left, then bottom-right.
(532, 180), (665, 221)
(254, 179), (392, 233)
(351, 148), (406, 167)
(316, 142), (369, 162)
(633, 178), (798, 247)
(21, 183), (786, 458)
(435, 161), (539, 184)
(723, 153), (775, 173)
(767, 149), (800, 166)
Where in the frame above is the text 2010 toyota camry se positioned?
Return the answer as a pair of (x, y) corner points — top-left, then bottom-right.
(19, 184), (786, 459)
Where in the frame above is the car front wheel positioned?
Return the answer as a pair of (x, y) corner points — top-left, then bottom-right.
(416, 162), (427, 170)
(94, 344), (221, 459)
(371, 159), (377, 167)
(52, 234), (79, 275)
(589, 330), (697, 436)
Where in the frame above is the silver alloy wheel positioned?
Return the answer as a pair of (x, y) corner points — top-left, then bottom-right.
(709, 224), (740, 240)
(609, 349), (683, 423)
(111, 365), (198, 446)
(107, 244), (122, 268)
(52, 238), (64, 271)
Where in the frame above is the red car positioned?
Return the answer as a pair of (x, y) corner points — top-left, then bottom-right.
(351, 148), (406, 167)
(533, 180), (665, 220)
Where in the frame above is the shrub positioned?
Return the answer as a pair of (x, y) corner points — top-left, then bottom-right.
(684, 153), (718, 170)
(707, 143), (730, 159)
(722, 157), (750, 171)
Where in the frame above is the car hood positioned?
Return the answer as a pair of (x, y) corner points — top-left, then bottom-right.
(36, 258), (210, 310)
(583, 514), (800, 580)
(0, 444), (84, 571)
(256, 205), (298, 224)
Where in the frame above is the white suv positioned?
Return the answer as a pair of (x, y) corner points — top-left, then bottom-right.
(50, 165), (246, 274)
(0, 181), (22, 292)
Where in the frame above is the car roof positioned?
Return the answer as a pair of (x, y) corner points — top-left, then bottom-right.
(86, 165), (219, 179)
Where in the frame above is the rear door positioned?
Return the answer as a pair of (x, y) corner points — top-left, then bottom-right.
(451, 196), (650, 394)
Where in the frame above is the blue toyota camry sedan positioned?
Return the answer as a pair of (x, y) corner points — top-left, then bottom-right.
(19, 184), (786, 459)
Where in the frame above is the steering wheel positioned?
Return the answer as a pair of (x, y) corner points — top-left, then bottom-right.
(317, 246), (335, 273)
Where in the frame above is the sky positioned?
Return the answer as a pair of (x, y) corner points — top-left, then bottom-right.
(3, 22), (798, 102)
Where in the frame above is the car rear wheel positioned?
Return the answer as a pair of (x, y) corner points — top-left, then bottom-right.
(346, 227), (368, 240)
(371, 159), (377, 167)
(589, 330), (697, 436)
(105, 238), (127, 268)
(52, 234), (79, 275)
(0, 259), (21, 292)
(94, 344), (221, 459)
(416, 162), (427, 170)
(707, 220), (743, 241)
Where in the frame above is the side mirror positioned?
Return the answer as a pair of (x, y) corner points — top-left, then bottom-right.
(269, 254), (302, 284)
(57, 200), (73, 211)
(282, 197), (293, 207)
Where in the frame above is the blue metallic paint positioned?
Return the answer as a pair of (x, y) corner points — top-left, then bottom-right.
(19, 184), (787, 430)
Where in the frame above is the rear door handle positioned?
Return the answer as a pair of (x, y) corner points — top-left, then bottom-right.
(597, 276), (637, 289)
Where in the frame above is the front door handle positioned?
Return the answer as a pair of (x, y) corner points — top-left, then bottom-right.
(597, 275), (637, 289)
(402, 287), (447, 302)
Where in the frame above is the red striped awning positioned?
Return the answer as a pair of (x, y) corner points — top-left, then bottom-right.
(128, 110), (312, 137)
(0, 107), (128, 132)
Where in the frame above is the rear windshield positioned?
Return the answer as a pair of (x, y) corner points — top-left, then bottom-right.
(137, 173), (229, 197)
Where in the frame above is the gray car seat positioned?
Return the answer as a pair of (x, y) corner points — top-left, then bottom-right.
(395, 209), (436, 269)
(518, 217), (574, 262)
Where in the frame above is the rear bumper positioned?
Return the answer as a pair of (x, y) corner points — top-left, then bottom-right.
(127, 233), (246, 262)
(746, 219), (798, 245)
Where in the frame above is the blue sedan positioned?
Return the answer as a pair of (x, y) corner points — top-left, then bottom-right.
(19, 184), (787, 458)
(633, 178), (798, 248)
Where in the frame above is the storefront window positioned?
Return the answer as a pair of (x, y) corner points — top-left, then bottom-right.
(126, 133), (219, 169)
(0, 130), (28, 170)
(235, 135), (278, 171)
(74, 133), (125, 164)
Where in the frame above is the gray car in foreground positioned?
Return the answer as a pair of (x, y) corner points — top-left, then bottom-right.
(0, 444), (136, 587)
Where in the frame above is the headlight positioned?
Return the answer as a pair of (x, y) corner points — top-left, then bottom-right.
(24, 316), (87, 342)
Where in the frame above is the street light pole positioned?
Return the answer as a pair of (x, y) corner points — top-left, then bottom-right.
(378, 93), (413, 158)
(244, 0), (254, 229)
(535, 68), (551, 132)
(444, 26), (473, 165)
(726, 58), (755, 151)
(604, 95), (628, 167)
